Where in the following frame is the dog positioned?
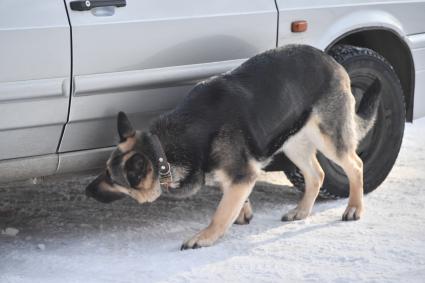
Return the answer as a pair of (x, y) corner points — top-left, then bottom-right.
(85, 44), (381, 250)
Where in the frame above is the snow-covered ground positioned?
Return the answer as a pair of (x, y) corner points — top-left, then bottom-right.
(1, 119), (425, 283)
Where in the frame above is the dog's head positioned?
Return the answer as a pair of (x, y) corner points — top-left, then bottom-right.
(85, 112), (161, 204)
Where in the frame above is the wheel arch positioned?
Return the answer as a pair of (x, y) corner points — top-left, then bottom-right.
(325, 27), (415, 122)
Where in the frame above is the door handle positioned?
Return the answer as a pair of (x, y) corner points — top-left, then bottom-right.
(70, 0), (126, 11)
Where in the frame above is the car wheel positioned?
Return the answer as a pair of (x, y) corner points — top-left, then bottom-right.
(284, 44), (406, 198)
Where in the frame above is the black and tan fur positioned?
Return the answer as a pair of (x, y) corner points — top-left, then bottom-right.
(85, 44), (381, 249)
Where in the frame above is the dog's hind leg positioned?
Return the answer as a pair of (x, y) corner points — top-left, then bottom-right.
(339, 152), (364, 220)
(234, 199), (253, 225)
(317, 143), (364, 220)
(281, 127), (325, 221)
(181, 162), (258, 250)
(310, 114), (365, 221)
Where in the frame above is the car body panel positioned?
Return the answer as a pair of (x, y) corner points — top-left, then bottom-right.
(0, 0), (71, 160)
(59, 59), (245, 151)
(59, 0), (277, 152)
(408, 34), (425, 118)
(275, 0), (425, 120)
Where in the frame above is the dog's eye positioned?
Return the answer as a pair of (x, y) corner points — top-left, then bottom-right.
(127, 171), (141, 187)
(125, 153), (148, 188)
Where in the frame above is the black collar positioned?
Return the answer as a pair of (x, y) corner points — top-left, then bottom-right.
(150, 134), (173, 189)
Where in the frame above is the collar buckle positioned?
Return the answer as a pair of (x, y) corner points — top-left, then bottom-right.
(150, 134), (173, 189)
(159, 160), (172, 186)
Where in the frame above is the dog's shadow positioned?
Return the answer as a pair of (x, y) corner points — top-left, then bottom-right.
(0, 174), (343, 247)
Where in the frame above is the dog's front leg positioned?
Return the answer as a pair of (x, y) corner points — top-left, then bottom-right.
(181, 177), (256, 250)
(234, 199), (253, 225)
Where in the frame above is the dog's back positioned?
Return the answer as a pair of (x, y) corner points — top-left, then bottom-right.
(165, 44), (345, 160)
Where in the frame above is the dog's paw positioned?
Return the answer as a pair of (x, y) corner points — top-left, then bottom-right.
(180, 228), (219, 250)
(281, 207), (310, 222)
(234, 201), (253, 225)
(342, 205), (363, 221)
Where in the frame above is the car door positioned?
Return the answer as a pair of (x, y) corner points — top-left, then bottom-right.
(59, 0), (277, 153)
(0, 1), (71, 161)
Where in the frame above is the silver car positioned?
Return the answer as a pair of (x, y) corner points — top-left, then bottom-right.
(1, 0), (425, 197)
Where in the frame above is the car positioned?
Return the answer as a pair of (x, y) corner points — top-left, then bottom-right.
(1, 0), (424, 197)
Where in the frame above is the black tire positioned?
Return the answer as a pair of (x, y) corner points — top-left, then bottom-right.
(284, 45), (405, 198)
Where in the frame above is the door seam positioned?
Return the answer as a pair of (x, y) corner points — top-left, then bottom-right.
(56, 0), (74, 155)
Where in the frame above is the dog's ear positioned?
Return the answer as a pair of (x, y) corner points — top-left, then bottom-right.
(117, 111), (135, 141)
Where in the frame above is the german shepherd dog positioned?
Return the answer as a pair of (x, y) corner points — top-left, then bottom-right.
(86, 44), (380, 250)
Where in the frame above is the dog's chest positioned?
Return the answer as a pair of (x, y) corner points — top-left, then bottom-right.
(169, 165), (189, 189)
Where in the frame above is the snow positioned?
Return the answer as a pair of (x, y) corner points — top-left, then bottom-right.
(1, 227), (19, 237)
(36, 244), (45, 251)
(1, 118), (425, 282)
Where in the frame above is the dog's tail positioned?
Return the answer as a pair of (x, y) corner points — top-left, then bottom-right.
(355, 78), (381, 141)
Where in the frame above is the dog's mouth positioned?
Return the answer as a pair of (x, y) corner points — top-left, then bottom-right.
(127, 181), (162, 203)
